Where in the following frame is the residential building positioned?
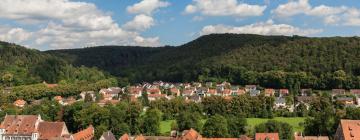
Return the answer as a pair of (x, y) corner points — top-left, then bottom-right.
(279, 89), (289, 97)
(275, 97), (286, 109)
(249, 90), (260, 97)
(245, 85), (256, 92)
(148, 94), (166, 101)
(80, 91), (95, 101)
(13, 99), (26, 108)
(72, 125), (94, 140)
(336, 97), (354, 106)
(255, 133), (279, 140)
(0, 115), (70, 140)
(335, 120), (360, 140)
(99, 131), (116, 140)
(301, 89), (312, 96)
(332, 89), (346, 97)
(265, 88), (275, 97)
(169, 87), (180, 96)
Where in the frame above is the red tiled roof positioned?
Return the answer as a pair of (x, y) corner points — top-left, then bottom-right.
(147, 88), (161, 94)
(350, 89), (360, 95)
(72, 125), (94, 140)
(279, 89), (289, 94)
(135, 134), (145, 140)
(170, 88), (180, 93)
(255, 133), (279, 140)
(265, 89), (275, 95)
(14, 99), (26, 106)
(181, 128), (202, 140)
(208, 89), (217, 95)
(223, 89), (231, 95)
(0, 115), (39, 135)
(119, 133), (130, 140)
(54, 96), (62, 101)
(295, 136), (329, 140)
(338, 120), (360, 140)
(38, 122), (67, 140)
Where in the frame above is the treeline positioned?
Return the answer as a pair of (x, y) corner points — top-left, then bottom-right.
(0, 41), (114, 87)
(49, 34), (360, 89)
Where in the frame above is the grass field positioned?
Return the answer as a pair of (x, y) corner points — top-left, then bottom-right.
(160, 117), (306, 135)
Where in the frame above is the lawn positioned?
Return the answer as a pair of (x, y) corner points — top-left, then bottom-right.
(246, 117), (306, 132)
(160, 117), (306, 135)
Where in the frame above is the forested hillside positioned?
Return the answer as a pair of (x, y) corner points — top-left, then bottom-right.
(48, 34), (360, 89)
(0, 42), (117, 102)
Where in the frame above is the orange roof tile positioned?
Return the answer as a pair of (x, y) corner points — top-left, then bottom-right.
(72, 125), (94, 140)
(338, 120), (360, 140)
(119, 133), (130, 140)
(255, 133), (279, 140)
(38, 122), (68, 140)
(14, 99), (26, 106)
(0, 115), (39, 135)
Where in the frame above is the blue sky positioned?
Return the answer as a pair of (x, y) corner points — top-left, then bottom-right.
(0, 0), (359, 50)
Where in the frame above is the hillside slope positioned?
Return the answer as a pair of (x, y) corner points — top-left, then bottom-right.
(48, 34), (360, 89)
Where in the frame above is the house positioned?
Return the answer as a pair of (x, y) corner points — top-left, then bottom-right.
(119, 134), (130, 140)
(169, 87), (180, 96)
(336, 97), (354, 106)
(230, 86), (240, 96)
(216, 85), (225, 93)
(183, 88), (195, 96)
(148, 94), (166, 101)
(350, 89), (360, 96)
(0, 115), (70, 140)
(54, 96), (64, 105)
(264, 88), (275, 97)
(335, 120), (360, 140)
(100, 87), (122, 100)
(129, 87), (143, 98)
(279, 89), (289, 97)
(222, 89), (231, 97)
(72, 125), (94, 140)
(196, 87), (209, 96)
(100, 131), (116, 140)
(192, 82), (202, 88)
(245, 85), (257, 92)
(332, 89), (346, 96)
(255, 133), (279, 140)
(2, 87), (12, 94)
(249, 90), (261, 97)
(301, 89), (312, 96)
(296, 96), (314, 110)
(274, 97), (286, 109)
(295, 135), (329, 140)
(63, 97), (77, 106)
(13, 99), (26, 107)
(206, 89), (217, 97)
(80, 91), (95, 101)
(179, 129), (202, 140)
(147, 88), (161, 95)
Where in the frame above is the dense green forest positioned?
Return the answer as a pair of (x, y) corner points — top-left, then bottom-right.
(0, 41), (117, 102)
(48, 34), (360, 89)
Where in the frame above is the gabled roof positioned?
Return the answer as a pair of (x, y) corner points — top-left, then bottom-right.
(101, 131), (116, 140)
(135, 134), (145, 140)
(0, 115), (39, 135)
(181, 128), (201, 140)
(338, 120), (360, 140)
(255, 133), (279, 140)
(38, 122), (68, 140)
(72, 125), (94, 140)
(14, 99), (26, 106)
(119, 133), (130, 140)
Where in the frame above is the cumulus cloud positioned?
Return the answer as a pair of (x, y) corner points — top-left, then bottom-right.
(0, 26), (32, 43)
(123, 14), (155, 31)
(273, 0), (360, 26)
(127, 0), (170, 15)
(184, 0), (266, 17)
(200, 20), (322, 36)
(0, 0), (161, 50)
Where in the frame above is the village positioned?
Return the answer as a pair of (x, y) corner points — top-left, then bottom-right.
(12, 81), (360, 111)
(4, 81), (360, 140)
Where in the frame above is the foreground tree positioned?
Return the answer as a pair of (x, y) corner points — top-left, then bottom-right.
(202, 114), (229, 138)
(142, 109), (161, 135)
(255, 120), (293, 140)
(176, 111), (202, 131)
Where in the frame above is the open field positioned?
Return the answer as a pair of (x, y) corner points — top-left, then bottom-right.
(160, 117), (306, 135)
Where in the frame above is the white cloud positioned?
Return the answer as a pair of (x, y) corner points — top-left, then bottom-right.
(123, 14), (155, 31)
(200, 20), (322, 36)
(184, 0), (266, 17)
(0, 26), (32, 43)
(272, 0), (311, 17)
(273, 0), (360, 26)
(0, 0), (161, 50)
(127, 0), (170, 15)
